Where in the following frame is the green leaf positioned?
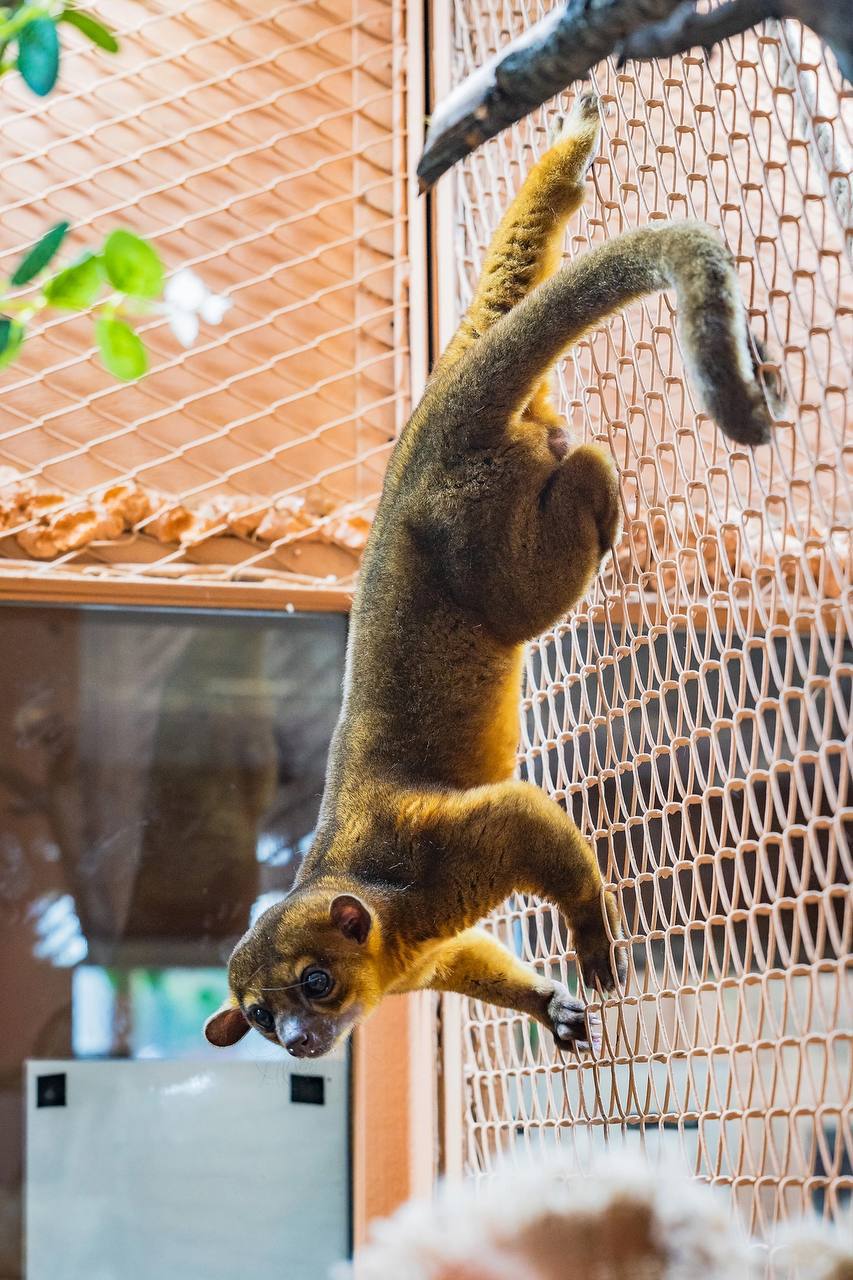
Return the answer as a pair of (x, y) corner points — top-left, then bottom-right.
(16, 16), (60, 97)
(10, 220), (70, 287)
(44, 252), (103, 309)
(0, 317), (25, 370)
(103, 230), (164, 299)
(59, 8), (119, 53)
(96, 317), (147, 380)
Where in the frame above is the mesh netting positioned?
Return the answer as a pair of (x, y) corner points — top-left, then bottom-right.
(0, 0), (409, 603)
(446, 3), (852, 1245)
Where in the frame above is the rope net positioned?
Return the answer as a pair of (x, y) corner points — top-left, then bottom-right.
(445, 3), (851, 1246)
(0, 0), (410, 602)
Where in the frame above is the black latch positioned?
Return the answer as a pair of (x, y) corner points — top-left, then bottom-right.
(36, 1073), (66, 1108)
(290, 1074), (324, 1105)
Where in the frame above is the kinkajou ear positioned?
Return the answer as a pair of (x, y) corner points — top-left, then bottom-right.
(204, 1001), (250, 1047)
(330, 894), (372, 944)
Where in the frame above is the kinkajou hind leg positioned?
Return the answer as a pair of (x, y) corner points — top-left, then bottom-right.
(436, 91), (602, 400)
(495, 442), (622, 644)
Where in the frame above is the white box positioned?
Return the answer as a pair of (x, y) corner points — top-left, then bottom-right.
(26, 1058), (350, 1280)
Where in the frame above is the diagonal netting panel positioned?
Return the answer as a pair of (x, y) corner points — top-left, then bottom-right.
(0, 0), (410, 602)
(446, 3), (852, 1247)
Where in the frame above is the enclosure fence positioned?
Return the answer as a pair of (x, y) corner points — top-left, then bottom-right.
(0, 0), (413, 609)
(438, 1), (852, 1250)
(0, 0), (850, 1258)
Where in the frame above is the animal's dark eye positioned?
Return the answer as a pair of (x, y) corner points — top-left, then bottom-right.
(248, 1004), (275, 1032)
(302, 968), (333, 999)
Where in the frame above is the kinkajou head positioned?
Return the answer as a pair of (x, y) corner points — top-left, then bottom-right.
(204, 886), (384, 1057)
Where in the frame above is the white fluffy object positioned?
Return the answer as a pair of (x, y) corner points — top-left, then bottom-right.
(772, 1218), (853, 1280)
(338, 1152), (853, 1280)
(336, 1152), (754, 1280)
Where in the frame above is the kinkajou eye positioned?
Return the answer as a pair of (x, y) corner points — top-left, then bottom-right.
(301, 968), (333, 999)
(248, 1004), (275, 1032)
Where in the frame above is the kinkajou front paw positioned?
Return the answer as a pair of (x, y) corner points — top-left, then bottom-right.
(546, 984), (602, 1053)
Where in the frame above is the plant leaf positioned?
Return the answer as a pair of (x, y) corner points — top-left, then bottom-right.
(17, 17), (60, 97)
(0, 318), (25, 370)
(103, 230), (164, 299)
(44, 252), (104, 309)
(96, 317), (147, 380)
(59, 9), (119, 54)
(10, 221), (70, 287)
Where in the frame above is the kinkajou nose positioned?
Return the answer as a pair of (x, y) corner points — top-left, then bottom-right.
(284, 1030), (311, 1055)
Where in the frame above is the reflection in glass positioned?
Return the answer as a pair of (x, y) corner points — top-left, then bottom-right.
(0, 604), (348, 1277)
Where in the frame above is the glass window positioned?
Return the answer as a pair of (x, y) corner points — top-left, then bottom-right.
(0, 604), (350, 1279)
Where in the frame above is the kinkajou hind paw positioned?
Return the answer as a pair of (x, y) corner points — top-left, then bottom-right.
(577, 941), (627, 995)
(571, 893), (627, 994)
(574, 91), (603, 122)
(548, 92), (601, 147)
(547, 985), (602, 1053)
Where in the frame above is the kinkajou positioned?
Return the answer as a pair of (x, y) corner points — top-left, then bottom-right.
(205, 93), (776, 1058)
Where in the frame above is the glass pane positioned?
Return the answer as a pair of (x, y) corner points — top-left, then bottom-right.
(0, 604), (350, 1278)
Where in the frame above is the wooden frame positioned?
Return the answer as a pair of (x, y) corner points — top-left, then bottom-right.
(351, 993), (438, 1245)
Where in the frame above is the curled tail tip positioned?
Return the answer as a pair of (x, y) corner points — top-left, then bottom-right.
(720, 407), (774, 448)
(707, 383), (776, 448)
(718, 334), (785, 447)
(750, 333), (787, 418)
(693, 334), (780, 448)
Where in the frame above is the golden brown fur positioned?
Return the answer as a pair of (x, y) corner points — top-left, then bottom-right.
(205, 94), (775, 1058)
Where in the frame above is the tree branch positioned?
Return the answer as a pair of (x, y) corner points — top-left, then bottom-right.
(416, 0), (852, 191)
(772, 16), (852, 248)
(417, 0), (684, 191)
(620, 0), (852, 83)
(619, 0), (777, 61)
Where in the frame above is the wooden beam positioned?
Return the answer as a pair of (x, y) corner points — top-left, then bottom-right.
(351, 993), (437, 1247)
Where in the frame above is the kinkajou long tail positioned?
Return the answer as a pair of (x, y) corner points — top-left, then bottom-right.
(439, 222), (779, 449)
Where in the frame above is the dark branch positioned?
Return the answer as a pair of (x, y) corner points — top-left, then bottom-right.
(417, 0), (685, 191)
(620, 0), (852, 83)
(619, 0), (777, 62)
(416, 0), (852, 190)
